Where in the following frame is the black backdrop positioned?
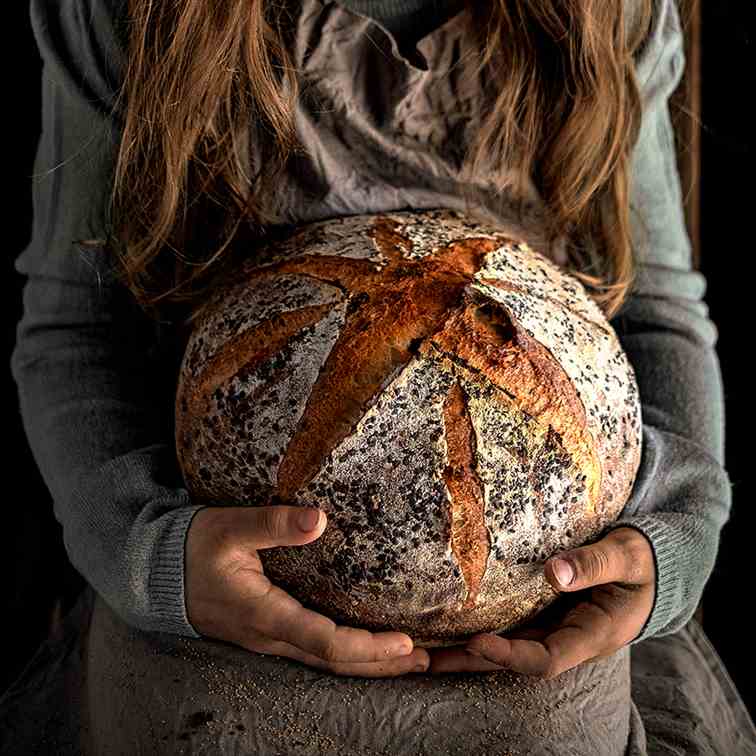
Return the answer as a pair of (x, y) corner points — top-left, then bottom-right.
(4, 0), (754, 719)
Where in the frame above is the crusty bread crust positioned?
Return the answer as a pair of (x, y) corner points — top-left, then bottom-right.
(175, 209), (642, 646)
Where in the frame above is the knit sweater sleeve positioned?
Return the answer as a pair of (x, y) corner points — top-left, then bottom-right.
(12, 0), (203, 637)
(602, 0), (732, 643)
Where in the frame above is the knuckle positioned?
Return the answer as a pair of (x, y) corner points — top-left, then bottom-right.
(247, 573), (273, 603)
(612, 528), (651, 582)
(629, 540), (653, 582)
(317, 635), (340, 664)
(262, 507), (285, 542)
(584, 547), (611, 581)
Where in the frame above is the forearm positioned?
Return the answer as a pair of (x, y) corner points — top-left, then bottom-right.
(605, 270), (732, 643)
(12, 272), (203, 637)
(594, 0), (734, 643)
(14, 0), (202, 636)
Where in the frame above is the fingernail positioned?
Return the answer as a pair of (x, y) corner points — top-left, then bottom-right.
(391, 642), (413, 657)
(297, 509), (320, 532)
(413, 663), (428, 673)
(553, 558), (574, 586)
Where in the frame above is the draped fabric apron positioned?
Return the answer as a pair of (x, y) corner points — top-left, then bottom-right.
(2, 1), (756, 753)
(2, 585), (754, 754)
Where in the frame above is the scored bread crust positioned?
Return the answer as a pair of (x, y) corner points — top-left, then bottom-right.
(175, 208), (643, 646)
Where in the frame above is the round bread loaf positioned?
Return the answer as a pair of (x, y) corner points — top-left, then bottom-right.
(175, 208), (643, 647)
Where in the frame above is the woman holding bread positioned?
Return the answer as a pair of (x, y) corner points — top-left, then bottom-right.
(3, 0), (754, 753)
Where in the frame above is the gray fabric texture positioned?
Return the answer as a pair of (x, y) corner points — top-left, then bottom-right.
(5, 0), (752, 751)
(12, 0), (731, 646)
(1, 585), (755, 755)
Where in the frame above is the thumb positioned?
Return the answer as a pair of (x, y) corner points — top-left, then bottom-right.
(246, 505), (326, 550)
(545, 541), (618, 592)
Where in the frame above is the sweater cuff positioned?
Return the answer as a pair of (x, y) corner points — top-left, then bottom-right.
(148, 503), (207, 638)
(605, 514), (687, 645)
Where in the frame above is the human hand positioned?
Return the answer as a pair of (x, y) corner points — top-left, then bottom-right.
(185, 505), (430, 677)
(425, 526), (656, 678)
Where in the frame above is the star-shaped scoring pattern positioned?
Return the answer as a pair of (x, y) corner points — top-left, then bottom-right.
(176, 215), (603, 609)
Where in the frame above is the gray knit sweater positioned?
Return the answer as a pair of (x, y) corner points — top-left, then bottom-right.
(12, 0), (731, 645)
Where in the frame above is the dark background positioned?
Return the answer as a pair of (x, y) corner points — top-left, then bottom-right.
(3, 0), (754, 719)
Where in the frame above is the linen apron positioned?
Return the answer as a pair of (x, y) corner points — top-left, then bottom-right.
(2, 585), (755, 754)
(2, 0), (756, 753)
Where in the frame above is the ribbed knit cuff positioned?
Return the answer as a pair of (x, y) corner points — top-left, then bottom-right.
(148, 502), (207, 638)
(605, 515), (688, 645)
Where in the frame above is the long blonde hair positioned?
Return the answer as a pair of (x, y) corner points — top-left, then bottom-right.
(77, 0), (656, 326)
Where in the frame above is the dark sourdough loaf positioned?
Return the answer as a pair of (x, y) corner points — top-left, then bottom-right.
(175, 208), (643, 647)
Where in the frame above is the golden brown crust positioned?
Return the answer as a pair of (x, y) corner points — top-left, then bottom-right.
(442, 381), (490, 609)
(174, 208), (643, 645)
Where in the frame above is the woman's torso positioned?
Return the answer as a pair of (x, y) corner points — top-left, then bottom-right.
(252, 0), (571, 268)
